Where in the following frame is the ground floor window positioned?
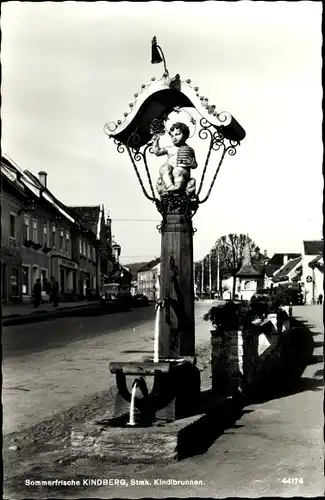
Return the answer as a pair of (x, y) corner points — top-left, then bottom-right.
(22, 266), (30, 295)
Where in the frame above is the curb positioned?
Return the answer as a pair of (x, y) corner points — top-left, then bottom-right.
(2, 303), (100, 327)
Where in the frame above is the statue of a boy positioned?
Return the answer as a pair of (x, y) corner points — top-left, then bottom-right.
(152, 122), (197, 196)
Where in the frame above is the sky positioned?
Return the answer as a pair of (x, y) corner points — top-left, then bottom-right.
(1, 1), (323, 264)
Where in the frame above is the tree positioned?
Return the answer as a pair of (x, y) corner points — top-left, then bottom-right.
(211, 233), (257, 298)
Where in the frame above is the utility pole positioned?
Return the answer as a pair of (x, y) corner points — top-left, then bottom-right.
(209, 253), (212, 299)
(201, 259), (204, 298)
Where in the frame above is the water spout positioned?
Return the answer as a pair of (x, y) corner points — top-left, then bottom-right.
(154, 300), (163, 363)
(127, 379), (139, 426)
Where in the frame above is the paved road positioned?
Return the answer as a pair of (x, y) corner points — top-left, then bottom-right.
(3, 300), (215, 434)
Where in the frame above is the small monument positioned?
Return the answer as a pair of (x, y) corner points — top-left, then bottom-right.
(236, 245), (265, 300)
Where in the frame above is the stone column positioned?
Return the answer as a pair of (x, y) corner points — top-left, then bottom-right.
(158, 194), (195, 359)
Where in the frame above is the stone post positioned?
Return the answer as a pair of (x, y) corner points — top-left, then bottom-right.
(158, 195), (195, 358)
(211, 330), (243, 397)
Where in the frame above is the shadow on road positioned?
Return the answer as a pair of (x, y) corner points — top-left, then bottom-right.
(242, 317), (323, 404)
(178, 316), (323, 460)
(178, 395), (251, 459)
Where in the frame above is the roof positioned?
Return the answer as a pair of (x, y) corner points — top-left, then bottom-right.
(236, 245), (261, 277)
(272, 257), (302, 282)
(303, 240), (323, 255)
(69, 206), (101, 235)
(264, 253), (301, 278)
(267, 253), (301, 265)
(104, 73), (245, 148)
(137, 258), (161, 273)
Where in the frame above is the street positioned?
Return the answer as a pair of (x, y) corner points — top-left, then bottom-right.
(3, 300), (214, 435)
(3, 304), (324, 498)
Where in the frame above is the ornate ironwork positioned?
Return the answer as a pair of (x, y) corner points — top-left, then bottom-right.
(122, 130), (158, 203)
(113, 139), (125, 154)
(112, 113), (240, 216)
(196, 117), (239, 204)
(155, 192), (199, 219)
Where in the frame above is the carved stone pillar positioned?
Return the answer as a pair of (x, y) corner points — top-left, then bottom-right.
(157, 193), (196, 359)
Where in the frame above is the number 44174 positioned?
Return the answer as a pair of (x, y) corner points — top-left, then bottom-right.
(282, 478), (304, 485)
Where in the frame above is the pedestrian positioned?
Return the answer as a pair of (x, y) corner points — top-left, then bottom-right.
(318, 294), (323, 305)
(50, 276), (59, 307)
(32, 278), (42, 308)
(42, 277), (50, 303)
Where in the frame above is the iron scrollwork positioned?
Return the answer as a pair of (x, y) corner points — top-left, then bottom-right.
(123, 130), (158, 203)
(196, 117), (239, 205)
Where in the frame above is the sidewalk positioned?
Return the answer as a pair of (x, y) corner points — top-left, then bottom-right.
(1, 300), (99, 322)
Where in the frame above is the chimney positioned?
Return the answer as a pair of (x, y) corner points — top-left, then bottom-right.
(264, 250), (267, 257)
(38, 171), (47, 188)
(283, 254), (288, 265)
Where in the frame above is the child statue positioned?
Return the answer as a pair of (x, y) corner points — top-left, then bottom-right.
(152, 122), (198, 196)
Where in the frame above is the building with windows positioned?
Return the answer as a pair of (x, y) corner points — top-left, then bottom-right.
(1, 161), (27, 303)
(302, 240), (323, 304)
(137, 258), (161, 300)
(1, 155), (116, 304)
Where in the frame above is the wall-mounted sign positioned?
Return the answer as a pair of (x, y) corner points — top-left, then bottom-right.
(59, 258), (79, 270)
(306, 276), (313, 283)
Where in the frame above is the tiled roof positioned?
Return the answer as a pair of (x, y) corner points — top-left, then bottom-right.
(303, 240), (323, 255)
(267, 253), (301, 265)
(69, 206), (101, 235)
(137, 258), (161, 273)
(264, 253), (301, 277)
(272, 257), (302, 281)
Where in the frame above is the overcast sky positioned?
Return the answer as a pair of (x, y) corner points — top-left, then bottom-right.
(2, 1), (323, 263)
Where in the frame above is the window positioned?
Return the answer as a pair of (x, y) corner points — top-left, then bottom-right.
(32, 218), (38, 242)
(51, 224), (57, 247)
(23, 215), (30, 240)
(93, 247), (96, 261)
(22, 266), (29, 295)
(10, 214), (16, 238)
(79, 238), (82, 254)
(43, 224), (48, 246)
(60, 229), (64, 250)
(88, 244), (91, 259)
(83, 241), (86, 255)
(66, 231), (70, 253)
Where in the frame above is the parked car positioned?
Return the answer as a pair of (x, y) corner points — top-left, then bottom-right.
(99, 283), (132, 311)
(132, 293), (149, 307)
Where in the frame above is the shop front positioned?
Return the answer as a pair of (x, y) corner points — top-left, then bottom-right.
(1, 247), (22, 304)
(52, 256), (79, 301)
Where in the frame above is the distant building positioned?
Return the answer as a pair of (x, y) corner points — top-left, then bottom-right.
(272, 256), (303, 285)
(236, 245), (265, 301)
(302, 240), (323, 304)
(137, 258), (161, 300)
(265, 253), (301, 282)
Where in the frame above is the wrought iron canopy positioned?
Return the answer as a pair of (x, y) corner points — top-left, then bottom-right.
(104, 73), (246, 148)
